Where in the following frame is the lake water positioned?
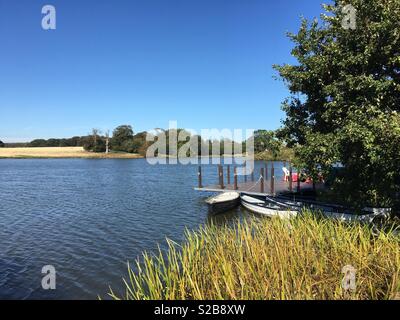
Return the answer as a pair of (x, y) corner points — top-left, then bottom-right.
(0, 159), (285, 299)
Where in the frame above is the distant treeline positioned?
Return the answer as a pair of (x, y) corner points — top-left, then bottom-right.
(24, 126), (149, 155)
(0, 137), (88, 148)
(30, 136), (89, 147)
(1, 136), (107, 149)
(0, 126), (150, 155)
(1, 127), (290, 159)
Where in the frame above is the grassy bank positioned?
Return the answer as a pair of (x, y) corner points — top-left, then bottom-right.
(109, 213), (399, 300)
(0, 147), (143, 159)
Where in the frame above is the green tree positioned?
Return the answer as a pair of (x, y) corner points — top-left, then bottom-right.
(92, 139), (106, 152)
(131, 131), (148, 155)
(83, 129), (106, 152)
(254, 130), (282, 158)
(111, 125), (134, 152)
(275, 0), (400, 207)
(29, 139), (48, 147)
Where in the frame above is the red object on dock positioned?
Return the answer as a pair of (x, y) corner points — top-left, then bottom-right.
(284, 173), (299, 182)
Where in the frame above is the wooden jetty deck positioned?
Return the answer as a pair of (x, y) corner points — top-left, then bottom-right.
(195, 180), (315, 196)
(195, 163), (319, 197)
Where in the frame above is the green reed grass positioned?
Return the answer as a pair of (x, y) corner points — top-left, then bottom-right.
(108, 211), (400, 300)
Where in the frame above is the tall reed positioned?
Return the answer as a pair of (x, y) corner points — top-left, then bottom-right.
(109, 212), (400, 300)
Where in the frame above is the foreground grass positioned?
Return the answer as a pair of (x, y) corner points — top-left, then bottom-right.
(0, 147), (143, 159)
(109, 213), (399, 300)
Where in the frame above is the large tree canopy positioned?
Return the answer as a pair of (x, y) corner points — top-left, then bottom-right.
(111, 125), (135, 151)
(275, 0), (400, 207)
(253, 130), (282, 158)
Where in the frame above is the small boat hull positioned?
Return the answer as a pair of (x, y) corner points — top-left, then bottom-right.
(240, 195), (297, 219)
(206, 192), (240, 215)
(240, 193), (388, 223)
(267, 195), (389, 223)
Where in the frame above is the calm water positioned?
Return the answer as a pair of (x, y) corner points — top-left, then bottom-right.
(0, 159), (284, 299)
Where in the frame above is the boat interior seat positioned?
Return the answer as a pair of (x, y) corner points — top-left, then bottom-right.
(241, 195), (265, 204)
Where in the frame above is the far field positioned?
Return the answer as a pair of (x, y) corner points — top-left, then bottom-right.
(0, 147), (143, 159)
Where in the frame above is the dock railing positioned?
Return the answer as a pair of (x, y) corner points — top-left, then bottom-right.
(196, 160), (305, 196)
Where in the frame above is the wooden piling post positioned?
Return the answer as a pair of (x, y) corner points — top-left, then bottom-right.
(244, 161), (247, 183)
(251, 167), (255, 182)
(219, 165), (225, 189)
(260, 168), (264, 193)
(227, 165), (231, 185)
(270, 162), (275, 195)
(198, 166), (203, 188)
(297, 168), (301, 193)
(265, 161), (269, 181)
(289, 165), (293, 193)
(234, 167), (238, 190)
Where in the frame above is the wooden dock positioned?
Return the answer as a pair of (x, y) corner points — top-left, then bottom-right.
(195, 162), (318, 197)
(195, 180), (315, 196)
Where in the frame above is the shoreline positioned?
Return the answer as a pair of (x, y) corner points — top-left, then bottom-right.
(0, 147), (144, 159)
(0, 147), (290, 161)
(0, 155), (144, 159)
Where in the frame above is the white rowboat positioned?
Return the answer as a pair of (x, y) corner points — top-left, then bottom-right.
(240, 193), (390, 223)
(240, 195), (298, 219)
(205, 192), (240, 214)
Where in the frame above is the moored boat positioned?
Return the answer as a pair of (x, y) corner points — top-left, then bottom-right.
(240, 194), (298, 219)
(205, 192), (240, 214)
(240, 193), (390, 223)
(266, 195), (390, 223)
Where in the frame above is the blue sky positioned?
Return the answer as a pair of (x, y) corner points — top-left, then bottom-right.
(0, 0), (327, 142)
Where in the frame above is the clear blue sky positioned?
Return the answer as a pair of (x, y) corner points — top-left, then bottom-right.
(0, 0), (327, 142)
